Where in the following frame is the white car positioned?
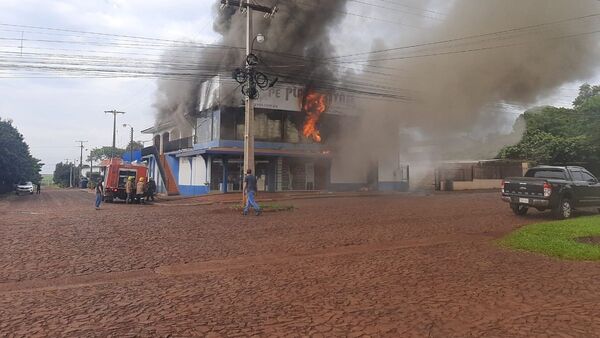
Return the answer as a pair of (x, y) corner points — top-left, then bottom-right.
(16, 181), (34, 195)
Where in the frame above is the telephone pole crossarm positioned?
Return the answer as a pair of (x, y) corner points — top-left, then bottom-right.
(220, 0), (277, 15)
(104, 110), (126, 158)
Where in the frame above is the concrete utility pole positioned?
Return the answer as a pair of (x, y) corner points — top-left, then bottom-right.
(64, 159), (71, 188)
(244, 0), (255, 178)
(123, 124), (134, 162)
(76, 140), (88, 185)
(220, 0), (277, 198)
(89, 150), (93, 177)
(69, 160), (74, 188)
(104, 110), (125, 158)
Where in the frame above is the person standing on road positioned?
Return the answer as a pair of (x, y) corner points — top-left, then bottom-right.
(243, 169), (261, 216)
(146, 178), (156, 202)
(136, 177), (147, 204)
(125, 176), (135, 204)
(95, 179), (104, 210)
(36, 183), (41, 194)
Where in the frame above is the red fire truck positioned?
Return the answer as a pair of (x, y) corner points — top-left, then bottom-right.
(99, 158), (149, 202)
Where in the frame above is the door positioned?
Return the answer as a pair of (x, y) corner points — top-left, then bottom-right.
(582, 170), (600, 206)
(568, 169), (589, 206)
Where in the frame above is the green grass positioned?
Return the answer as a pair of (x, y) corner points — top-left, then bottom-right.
(499, 215), (600, 261)
(230, 203), (294, 212)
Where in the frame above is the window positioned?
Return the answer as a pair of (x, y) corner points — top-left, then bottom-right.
(570, 170), (584, 181)
(118, 170), (137, 188)
(525, 169), (566, 180)
(582, 171), (597, 182)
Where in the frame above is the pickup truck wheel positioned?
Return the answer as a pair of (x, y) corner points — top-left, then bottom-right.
(510, 203), (528, 216)
(553, 198), (572, 220)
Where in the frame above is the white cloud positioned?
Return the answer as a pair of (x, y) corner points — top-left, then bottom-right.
(0, 0), (217, 173)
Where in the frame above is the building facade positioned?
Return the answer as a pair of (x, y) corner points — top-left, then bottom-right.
(142, 76), (409, 196)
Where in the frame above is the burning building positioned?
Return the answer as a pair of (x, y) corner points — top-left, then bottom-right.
(141, 76), (410, 196)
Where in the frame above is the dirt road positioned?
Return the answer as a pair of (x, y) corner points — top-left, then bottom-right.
(0, 189), (599, 337)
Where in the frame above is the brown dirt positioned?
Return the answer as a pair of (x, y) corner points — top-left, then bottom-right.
(576, 236), (600, 245)
(0, 188), (599, 337)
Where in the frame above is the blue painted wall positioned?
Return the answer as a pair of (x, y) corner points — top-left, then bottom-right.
(378, 181), (409, 192)
(179, 185), (210, 196)
(165, 154), (179, 185)
(193, 139), (321, 152)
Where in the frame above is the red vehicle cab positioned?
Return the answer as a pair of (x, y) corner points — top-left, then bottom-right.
(99, 158), (149, 202)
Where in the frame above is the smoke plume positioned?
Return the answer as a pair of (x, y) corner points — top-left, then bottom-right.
(358, 0), (600, 161)
(153, 0), (349, 131)
(153, 0), (600, 186)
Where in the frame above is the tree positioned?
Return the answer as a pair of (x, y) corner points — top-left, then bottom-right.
(0, 118), (42, 192)
(88, 146), (125, 162)
(53, 162), (73, 187)
(573, 83), (600, 108)
(498, 83), (600, 168)
(126, 141), (144, 151)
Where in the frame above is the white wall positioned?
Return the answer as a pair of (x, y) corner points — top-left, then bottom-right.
(378, 156), (407, 182)
(192, 156), (208, 186)
(179, 157), (192, 185)
(178, 156), (208, 187)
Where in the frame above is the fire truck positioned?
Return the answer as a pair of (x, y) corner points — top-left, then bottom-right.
(99, 158), (149, 202)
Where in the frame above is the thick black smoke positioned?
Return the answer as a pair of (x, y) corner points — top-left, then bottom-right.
(153, 0), (349, 130)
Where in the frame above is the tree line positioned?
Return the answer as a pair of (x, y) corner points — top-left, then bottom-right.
(498, 83), (600, 174)
(0, 119), (42, 193)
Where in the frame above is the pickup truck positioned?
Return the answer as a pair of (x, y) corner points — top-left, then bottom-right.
(501, 166), (600, 219)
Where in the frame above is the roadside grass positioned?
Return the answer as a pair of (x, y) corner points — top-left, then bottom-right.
(230, 203), (294, 213)
(499, 215), (600, 261)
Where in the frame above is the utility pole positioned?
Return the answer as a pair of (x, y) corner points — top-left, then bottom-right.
(220, 0), (277, 199)
(70, 160), (74, 188)
(104, 110), (125, 158)
(123, 124), (134, 162)
(65, 158), (73, 188)
(244, 0), (255, 178)
(76, 140), (88, 186)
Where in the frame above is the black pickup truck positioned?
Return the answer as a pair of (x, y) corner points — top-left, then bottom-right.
(501, 166), (600, 219)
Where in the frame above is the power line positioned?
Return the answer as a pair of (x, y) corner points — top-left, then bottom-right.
(325, 12), (600, 61)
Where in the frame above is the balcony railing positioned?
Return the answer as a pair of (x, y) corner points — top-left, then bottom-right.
(164, 137), (193, 153)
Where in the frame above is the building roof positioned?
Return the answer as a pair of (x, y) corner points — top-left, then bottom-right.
(140, 121), (176, 134)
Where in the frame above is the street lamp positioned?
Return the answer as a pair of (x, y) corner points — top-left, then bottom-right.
(123, 124), (134, 162)
(253, 33), (265, 48)
(232, 32), (277, 192)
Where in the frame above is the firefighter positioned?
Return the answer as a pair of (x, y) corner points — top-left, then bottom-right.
(125, 176), (135, 204)
(136, 177), (147, 204)
(146, 178), (156, 202)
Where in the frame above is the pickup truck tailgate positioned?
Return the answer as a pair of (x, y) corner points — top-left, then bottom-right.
(504, 178), (544, 196)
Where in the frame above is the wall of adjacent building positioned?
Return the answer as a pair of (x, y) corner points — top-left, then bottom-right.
(377, 156), (409, 191)
(177, 155), (209, 196)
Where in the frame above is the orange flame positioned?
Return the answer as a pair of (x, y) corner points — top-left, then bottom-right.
(302, 91), (327, 142)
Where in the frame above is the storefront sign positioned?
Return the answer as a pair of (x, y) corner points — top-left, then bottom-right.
(198, 76), (359, 116)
